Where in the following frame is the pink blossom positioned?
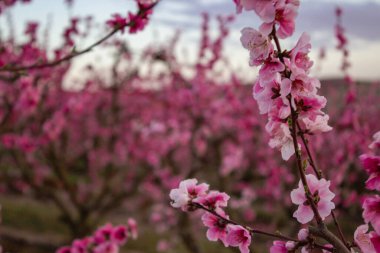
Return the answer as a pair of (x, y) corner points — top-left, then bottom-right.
(56, 247), (71, 253)
(15, 135), (37, 153)
(366, 174), (380, 193)
(362, 195), (380, 234)
(93, 242), (118, 253)
(250, 0), (276, 23)
(16, 83), (40, 111)
(107, 14), (128, 32)
(354, 225), (377, 253)
(301, 115), (332, 134)
(110, 225), (127, 245)
(195, 190), (230, 209)
(127, 218), (138, 239)
(169, 179), (209, 210)
(259, 2), (298, 39)
(127, 12), (146, 34)
(360, 155), (380, 175)
(360, 154), (380, 191)
(369, 131), (380, 150)
(201, 210), (229, 246)
(259, 58), (285, 83)
(25, 22), (39, 43)
(267, 122), (295, 161)
(43, 111), (66, 141)
(233, 0), (276, 22)
(220, 142), (244, 175)
(321, 244), (333, 253)
(371, 234), (380, 252)
(285, 241), (295, 250)
(71, 238), (92, 253)
(252, 74), (281, 114)
(290, 174), (335, 224)
(57, 222), (135, 253)
(94, 223), (113, 243)
(1, 134), (17, 149)
(156, 240), (171, 252)
(240, 27), (273, 66)
(274, 5), (298, 39)
(225, 225), (251, 253)
(297, 228), (309, 241)
(233, 0), (243, 13)
(290, 33), (313, 72)
(270, 241), (287, 253)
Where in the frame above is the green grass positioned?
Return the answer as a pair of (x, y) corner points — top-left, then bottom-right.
(0, 195), (68, 235)
(0, 195), (239, 253)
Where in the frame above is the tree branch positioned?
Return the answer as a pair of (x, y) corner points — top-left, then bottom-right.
(0, 2), (158, 72)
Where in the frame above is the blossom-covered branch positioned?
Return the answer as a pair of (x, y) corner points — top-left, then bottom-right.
(169, 179), (334, 253)
(56, 220), (138, 253)
(0, 0), (159, 73)
(355, 132), (380, 252)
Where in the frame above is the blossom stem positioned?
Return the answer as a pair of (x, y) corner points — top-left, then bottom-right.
(271, 27), (283, 62)
(296, 122), (322, 177)
(271, 25), (324, 225)
(288, 96), (323, 225)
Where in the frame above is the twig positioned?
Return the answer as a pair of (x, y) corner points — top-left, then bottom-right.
(194, 203), (299, 242)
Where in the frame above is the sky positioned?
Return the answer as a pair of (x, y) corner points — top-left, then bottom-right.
(2, 0), (380, 82)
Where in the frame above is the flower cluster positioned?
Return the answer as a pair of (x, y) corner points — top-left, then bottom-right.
(170, 179), (337, 253)
(355, 131), (380, 252)
(334, 6), (357, 105)
(335, 7), (350, 72)
(290, 174), (335, 224)
(0, 0), (31, 14)
(237, 0), (331, 161)
(270, 228), (311, 253)
(56, 220), (138, 253)
(169, 178), (210, 211)
(360, 131), (380, 195)
(235, 0), (300, 39)
(106, 0), (157, 34)
(170, 179), (251, 253)
(63, 18), (80, 47)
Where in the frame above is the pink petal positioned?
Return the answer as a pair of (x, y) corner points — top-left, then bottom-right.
(294, 205), (314, 224)
(290, 188), (305, 205)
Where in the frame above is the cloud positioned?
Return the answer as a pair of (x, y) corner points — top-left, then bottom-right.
(151, 0), (380, 80)
(155, 0), (380, 42)
(298, 1), (380, 41)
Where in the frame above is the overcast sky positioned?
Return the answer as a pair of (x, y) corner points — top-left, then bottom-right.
(2, 0), (380, 82)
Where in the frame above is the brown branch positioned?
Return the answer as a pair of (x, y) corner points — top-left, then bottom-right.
(296, 122), (321, 177)
(309, 225), (350, 253)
